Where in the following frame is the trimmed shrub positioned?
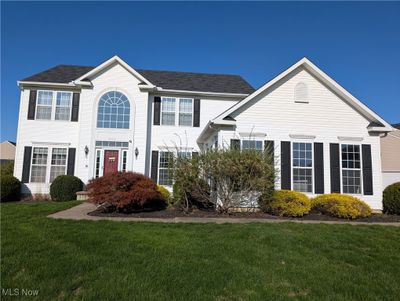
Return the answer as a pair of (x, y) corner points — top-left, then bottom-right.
(1, 175), (21, 202)
(312, 194), (372, 219)
(260, 190), (311, 217)
(383, 182), (400, 214)
(173, 178), (213, 210)
(87, 172), (166, 212)
(50, 175), (84, 202)
(157, 185), (171, 202)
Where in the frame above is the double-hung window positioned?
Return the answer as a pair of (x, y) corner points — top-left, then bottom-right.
(292, 142), (313, 193)
(35, 91), (72, 121)
(50, 148), (68, 182)
(30, 147), (49, 182)
(158, 151), (174, 185)
(36, 91), (54, 120)
(161, 97), (193, 126)
(242, 140), (263, 152)
(341, 144), (362, 194)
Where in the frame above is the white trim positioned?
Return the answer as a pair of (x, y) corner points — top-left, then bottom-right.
(31, 141), (71, 146)
(18, 81), (78, 88)
(239, 132), (266, 138)
(338, 136), (364, 141)
(151, 87), (249, 98)
(213, 57), (392, 132)
(75, 55), (154, 86)
(289, 134), (316, 140)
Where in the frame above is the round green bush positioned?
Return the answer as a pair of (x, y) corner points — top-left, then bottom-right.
(157, 185), (171, 202)
(1, 175), (21, 202)
(50, 175), (84, 202)
(260, 190), (311, 217)
(383, 182), (400, 215)
(312, 194), (371, 219)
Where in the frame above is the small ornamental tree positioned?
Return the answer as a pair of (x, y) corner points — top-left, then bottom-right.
(172, 148), (275, 213)
(87, 172), (166, 212)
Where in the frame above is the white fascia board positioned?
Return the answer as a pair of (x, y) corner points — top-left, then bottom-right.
(74, 55), (155, 87)
(213, 57), (393, 131)
(153, 87), (249, 99)
(197, 121), (216, 144)
(368, 126), (393, 133)
(17, 81), (77, 88)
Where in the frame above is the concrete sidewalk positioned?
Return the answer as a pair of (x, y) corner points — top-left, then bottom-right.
(48, 202), (400, 226)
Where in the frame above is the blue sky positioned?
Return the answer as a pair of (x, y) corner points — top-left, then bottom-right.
(1, 1), (399, 142)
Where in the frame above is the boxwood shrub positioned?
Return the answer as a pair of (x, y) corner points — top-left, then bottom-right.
(1, 175), (21, 202)
(312, 194), (371, 219)
(157, 185), (171, 202)
(383, 182), (400, 215)
(260, 190), (311, 217)
(50, 175), (84, 202)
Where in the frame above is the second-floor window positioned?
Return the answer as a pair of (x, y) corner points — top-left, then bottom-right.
(36, 91), (72, 120)
(161, 97), (193, 126)
(97, 91), (130, 129)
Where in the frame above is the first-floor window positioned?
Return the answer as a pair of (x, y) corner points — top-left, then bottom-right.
(30, 147), (48, 182)
(292, 142), (313, 193)
(50, 148), (67, 182)
(242, 140), (263, 152)
(341, 144), (362, 194)
(158, 151), (173, 185)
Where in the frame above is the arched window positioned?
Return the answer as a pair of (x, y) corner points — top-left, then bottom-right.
(97, 91), (130, 129)
(294, 82), (308, 103)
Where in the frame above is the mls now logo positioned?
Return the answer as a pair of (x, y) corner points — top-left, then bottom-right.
(2, 288), (39, 296)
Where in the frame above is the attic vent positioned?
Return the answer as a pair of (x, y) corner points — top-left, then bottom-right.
(294, 82), (308, 103)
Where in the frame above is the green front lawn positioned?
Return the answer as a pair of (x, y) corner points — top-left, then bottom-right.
(1, 202), (400, 300)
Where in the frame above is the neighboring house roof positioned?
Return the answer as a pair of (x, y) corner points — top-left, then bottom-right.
(212, 57), (392, 132)
(20, 56), (254, 95)
(392, 123), (400, 130)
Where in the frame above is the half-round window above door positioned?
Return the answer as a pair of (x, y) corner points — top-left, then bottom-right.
(97, 91), (130, 129)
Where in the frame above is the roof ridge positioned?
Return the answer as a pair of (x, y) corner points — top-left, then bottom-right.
(137, 68), (245, 78)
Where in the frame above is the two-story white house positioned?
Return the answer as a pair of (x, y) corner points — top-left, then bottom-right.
(14, 56), (393, 209)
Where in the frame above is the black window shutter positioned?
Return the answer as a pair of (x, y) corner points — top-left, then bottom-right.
(151, 151), (159, 182)
(193, 99), (201, 127)
(314, 142), (324, 194)
(71, 93), (80, 122)
(67, 148), (76, 176)
(362, 144), (373, 195)
(330, 143), (341, 193)
(153, 97), (161, 125)
(22, 146), (32, 183)
(27, 90), (37, 120)
(264, 140), (274, 156)
(281, 141), (291, 190)
(230, 139), (240, 150)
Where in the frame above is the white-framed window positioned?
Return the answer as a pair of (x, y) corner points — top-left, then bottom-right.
(36, 91), (72, 121)
(30, 147), (49, 183)
(341, 144), (362, 194)
(160, 97), (193, 126)
(121, 150), (128, 172)
(158, 151), (174, 185)
(242, 140), (263, 152)
(36, 91), (54, 120)
(97, 91), (130, 129)
(179, 98), (193, 126)
(30, 146), (69, 183)
(292, 142), (313, 193)
(50, 148), (68, 182)
(55, 92), (73, 120)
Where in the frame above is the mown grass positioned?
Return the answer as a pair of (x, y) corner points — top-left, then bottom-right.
(1, 202), (400, 300)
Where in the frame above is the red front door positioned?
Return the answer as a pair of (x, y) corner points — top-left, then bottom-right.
(104, 150), (119, 175)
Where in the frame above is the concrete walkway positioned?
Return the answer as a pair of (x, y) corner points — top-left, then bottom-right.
(48, 202), (400, 226)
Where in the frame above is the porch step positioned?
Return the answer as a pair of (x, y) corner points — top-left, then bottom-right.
(76, 191), (89, 201)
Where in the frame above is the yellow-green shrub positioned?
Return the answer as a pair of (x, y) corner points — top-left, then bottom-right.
(260, 190), (311, 217)
(157, 185), (171, 202)
(312, 194), (371, 219)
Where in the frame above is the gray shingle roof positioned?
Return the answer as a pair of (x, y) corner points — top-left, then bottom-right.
(22, 65), (254, 94)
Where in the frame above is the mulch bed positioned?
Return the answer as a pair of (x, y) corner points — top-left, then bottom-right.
(88, 207), (400, 223)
